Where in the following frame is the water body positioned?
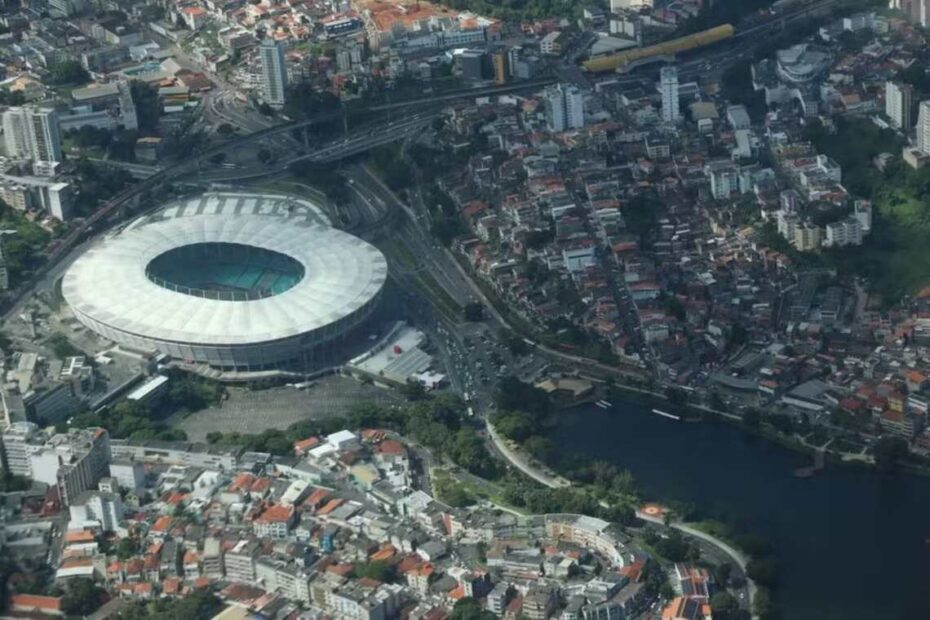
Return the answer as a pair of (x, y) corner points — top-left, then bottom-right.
(550, 403), (930, 620)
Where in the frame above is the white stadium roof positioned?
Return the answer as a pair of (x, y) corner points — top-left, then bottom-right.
(63, 197), (387, 348)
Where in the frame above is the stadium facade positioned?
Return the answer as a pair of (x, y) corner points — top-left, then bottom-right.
(63, 192), (387, 371)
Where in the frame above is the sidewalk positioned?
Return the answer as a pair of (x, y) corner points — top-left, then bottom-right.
(486, 422), (571, 488)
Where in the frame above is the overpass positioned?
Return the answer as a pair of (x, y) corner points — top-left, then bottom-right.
(86, 158), (161, 180)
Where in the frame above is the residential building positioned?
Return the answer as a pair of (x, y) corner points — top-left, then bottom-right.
(202, 537), (223, 578)
(707, 162), (739, 199)
(108, 457), (145, 492)
(259, 39), (287, 109)
(917, 100), (930, 155)
(29, 428), (111, 506)
(226, 540), (259, 582)
(824, 217), (863, 248)
(793, 223), (822, 251)
(886, 80), (914, 129)
(2, 106), (62, 165)
(255, 556), (312, 605)
(660, 66), (680, 124)
(545, 84), (584, 132)
(69, 491), (124, 532)
(1, 421), (43, 477)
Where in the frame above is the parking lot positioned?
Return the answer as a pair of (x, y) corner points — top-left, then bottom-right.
(174, 374), (403, 440)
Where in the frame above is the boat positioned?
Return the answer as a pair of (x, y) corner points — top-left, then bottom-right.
(595, 401), (610, 409)
(652, 408), (681, 421)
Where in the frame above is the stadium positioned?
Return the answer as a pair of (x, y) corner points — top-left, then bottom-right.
(62, 192), (388, 372)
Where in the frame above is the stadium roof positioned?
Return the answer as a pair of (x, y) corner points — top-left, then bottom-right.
(63, 197), (386, 347)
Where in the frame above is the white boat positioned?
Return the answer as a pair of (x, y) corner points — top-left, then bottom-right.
(652, 408), (681, 421)
(595, 401), (610, 409)
(598, 400), (613, 408)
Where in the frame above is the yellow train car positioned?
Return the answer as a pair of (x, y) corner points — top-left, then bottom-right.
(582, 24), (735, 73)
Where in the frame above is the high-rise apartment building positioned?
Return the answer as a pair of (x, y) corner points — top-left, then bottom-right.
(544, 84), (585, 132)
(916, 100), (930, 155)
(260, 39), (288, 109)
(2, 106), (63, 164)
(660, 66), (680, 124)
(886, 81), (914, 129)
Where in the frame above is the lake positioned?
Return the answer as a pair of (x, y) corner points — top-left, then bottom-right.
(549, 403), (930, 619)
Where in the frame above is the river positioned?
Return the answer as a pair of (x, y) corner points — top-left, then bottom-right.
(549, 402), (930, 620)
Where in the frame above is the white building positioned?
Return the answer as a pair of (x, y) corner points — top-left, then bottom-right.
(0, 174), (77, 221)
(707, 161), (739, 199)
(225, 540), (259, 582)
(255, 556), (312, 605)
(886, 80), (914, 129)
(109, 457), (145, 492)
(855, 200), (872, 233)
(824, 217), (863, 248)
(917, 100), (930, 155)
(609, 0), (653, 9)
(544, 83), (584, 132)
(2, 106), (63, 165)
(259, 39), (288, 109)
(68, 491), (124, 533)
(0, 421), (43, 477)
(660, 66), (680, 124)
(29, 428), (111, 506)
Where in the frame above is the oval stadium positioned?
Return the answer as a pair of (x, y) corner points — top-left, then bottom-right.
(62, 192), (388, 371)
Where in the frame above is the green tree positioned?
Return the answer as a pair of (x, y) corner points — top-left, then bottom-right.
(746, 557), (778, 587)
(353, 560), (396, 583)
(709, 591), (741, 620)
(61, 578), (104, 616)
(450, 597), (497, 620)
(47, 60), (89, 86)
(873, 436), (909, 471)
(463, 302), (484, 322)
(742, 408), (761, 428)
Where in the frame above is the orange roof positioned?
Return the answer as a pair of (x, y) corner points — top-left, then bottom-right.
(229, 473), (256, 492)
(396, 555), (423, 573)
(304, 487), (330, 508)
(151, 515), (173, 533)
(376, 439), (406, 456)
(107, 561), (123, 574)
(183, 550), (199, 565)
(255, 504), (294, 524)
(61, 557), (93, 569)
(143, 554), (159, 570)
(326, 563), (353, 577)
(907, 370), (927, 383)
(134, 582), (153, 594)
(163, 577), (181, 595)
(317, 498), (344, 515)
(165, 492), (188, 506)
(194, 576), (211, 589)
(449, 584), (466, 600)
(65, 530), (96, 544)
(293, 436), (320, 454)
(369, 545), (396, 562)
(361, 429), (387, 442)
(9, 594), (62, 612)
(250, 477), (272, 493)
(407, 563), (434, 578)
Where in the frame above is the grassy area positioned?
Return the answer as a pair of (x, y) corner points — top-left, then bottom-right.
(804, 118), (930, 303)
(432, 468), (527, 514)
